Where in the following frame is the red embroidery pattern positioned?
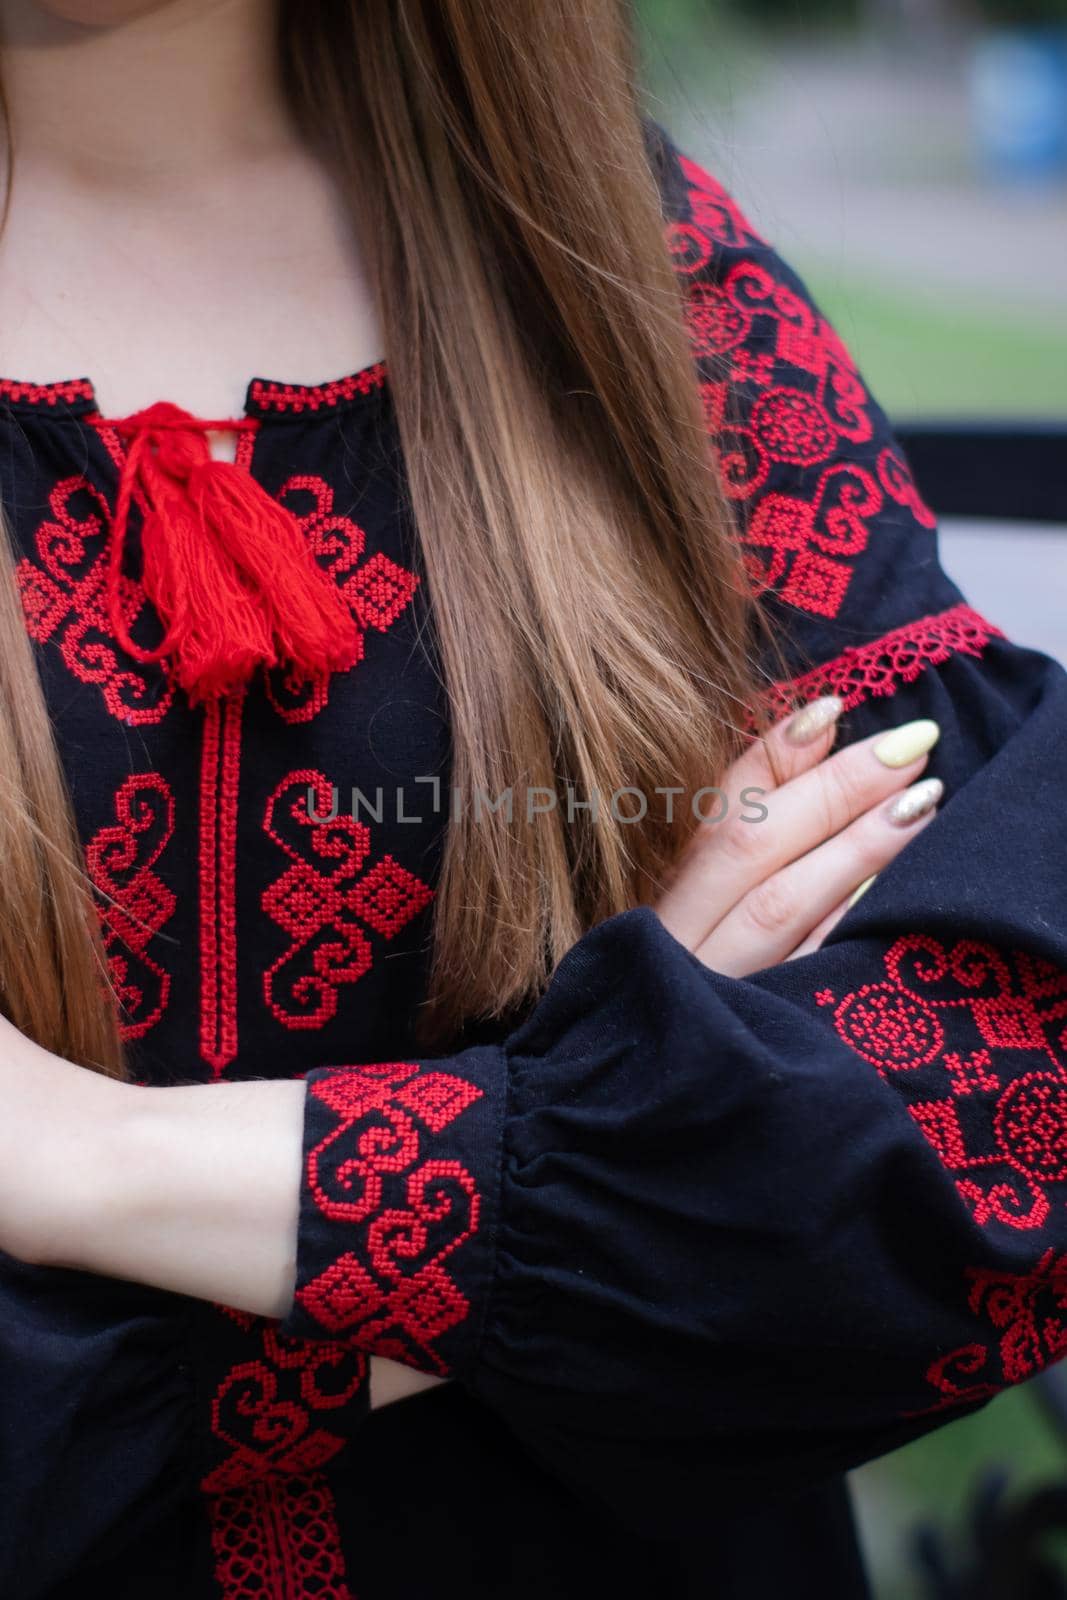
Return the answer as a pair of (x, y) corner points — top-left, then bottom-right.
(677, 154), (767, 252)
(764, 603), (1002, 719)
(200, 691), (245, 1076)
(0, 377), (94, 407)
(205, 1475), (354, 1600)
(820, 936), (1067, 1233)
(922, 1249), (1067, 1411)
(264, 476), (418, 725)
(193, 425), (256, 1078)
(200, 1276), (366, 1599)
(262, 771), (434, 1029)
(247, 363), (388, 416)
(296, 1062), (483, 1375)
(15, 474), (174, 725)
(694, 273), (900, 618)
(85, 772), (175, 1039)
(202, 1324), (367, 1496)
(201, 1293), (366, 1600)
(672, 156), (938, 621)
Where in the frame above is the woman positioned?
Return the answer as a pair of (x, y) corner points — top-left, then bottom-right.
(0, 0), (1062, 1596)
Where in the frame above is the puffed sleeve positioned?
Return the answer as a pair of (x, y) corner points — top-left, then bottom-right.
(0, 1257), (196, 1597)
(279, 132), (1067, 1532)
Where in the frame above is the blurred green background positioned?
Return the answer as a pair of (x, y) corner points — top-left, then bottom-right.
(634, 1), (1067, 1595)
(636, 0), (1067, 421)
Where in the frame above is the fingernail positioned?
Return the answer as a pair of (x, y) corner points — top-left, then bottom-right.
(873, 719), (940, 768)
(784, 695), (843, 746)
(886, 776), (943, 827)
(848, 874), (877, 908)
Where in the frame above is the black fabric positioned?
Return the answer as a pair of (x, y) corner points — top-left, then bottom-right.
(0, 122), (1059, 1598)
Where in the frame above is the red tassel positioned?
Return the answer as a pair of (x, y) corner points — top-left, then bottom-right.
(104, 401), (360, 704)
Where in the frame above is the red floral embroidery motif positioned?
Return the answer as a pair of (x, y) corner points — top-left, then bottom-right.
(820, 936), (1067, 1232)
(264, 475), (418, 725)
(262, 771), (434, 1029)
(923, 1249), (1067, 1410)
(85, 772), (175, 1039)
(15, 475), (174, 724)
(296, 1062), (482, 1375)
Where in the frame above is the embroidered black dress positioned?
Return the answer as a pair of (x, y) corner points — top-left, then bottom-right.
(2, 125), (1065, 1600)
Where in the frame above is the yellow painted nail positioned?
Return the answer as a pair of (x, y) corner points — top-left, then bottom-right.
(848, 874), (877, 909)
(873, 719), (940, 769)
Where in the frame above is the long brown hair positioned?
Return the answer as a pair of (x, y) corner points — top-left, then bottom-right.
(0, 0), (764, 1074)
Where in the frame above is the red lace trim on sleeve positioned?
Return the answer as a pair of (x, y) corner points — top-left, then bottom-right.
(765, 602), (1003, 717)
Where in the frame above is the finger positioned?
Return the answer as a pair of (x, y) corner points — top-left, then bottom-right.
(655, 694), (844, 948)
(662, 717), (941, 952)
(695, 776), (942, 977)
(787, 873), (878, 961)
(723, 693), (846, 799)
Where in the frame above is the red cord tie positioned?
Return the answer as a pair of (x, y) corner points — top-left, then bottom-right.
(104, 400), (359, 704)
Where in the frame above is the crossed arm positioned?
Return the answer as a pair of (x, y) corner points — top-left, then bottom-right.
(0, 699), (938, 1338)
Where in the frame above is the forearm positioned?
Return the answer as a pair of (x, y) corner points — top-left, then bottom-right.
(52, 1074), (307, 1321)
(24, 1057), (443, 1410)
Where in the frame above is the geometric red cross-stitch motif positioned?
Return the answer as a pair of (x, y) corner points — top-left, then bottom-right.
(262, 769), (434, 1030)
(921, 1247), (1067, 1414)
(84, 771), (176, 1040)
(671, 155), (937, 623)
(296, 1061), (483, 1375)
(264, 474), (418, 725)
(201, 1307), (367, 1600)
(817, 935), (1067, 1234)
(202, 1317), (368, 1497)
(15, 474), (174, 725)
(816, 939), (1067, 1417)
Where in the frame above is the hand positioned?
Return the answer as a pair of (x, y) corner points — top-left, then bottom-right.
(653, 697), (942, 977)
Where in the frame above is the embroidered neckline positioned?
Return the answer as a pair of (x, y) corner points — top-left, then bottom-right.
(0, 359), (390, 422)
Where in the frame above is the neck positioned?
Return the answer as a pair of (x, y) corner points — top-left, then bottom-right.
(0, 0), (293, 188)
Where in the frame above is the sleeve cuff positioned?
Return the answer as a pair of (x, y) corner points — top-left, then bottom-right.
(278, 1046), (508, 1381)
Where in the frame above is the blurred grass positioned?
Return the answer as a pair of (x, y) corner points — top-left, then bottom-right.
(636, 1), (1067, 422)
(794, 261), (1067, 420)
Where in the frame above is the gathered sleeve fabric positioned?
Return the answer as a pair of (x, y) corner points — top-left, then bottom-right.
(0, 1258), (197, 1596)
(279, 133), (1067, 1531)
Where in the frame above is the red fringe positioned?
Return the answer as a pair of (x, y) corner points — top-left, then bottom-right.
(105, 401), (359, 703)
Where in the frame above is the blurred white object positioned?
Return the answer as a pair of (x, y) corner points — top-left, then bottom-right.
(940, 518), (1067, 664)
